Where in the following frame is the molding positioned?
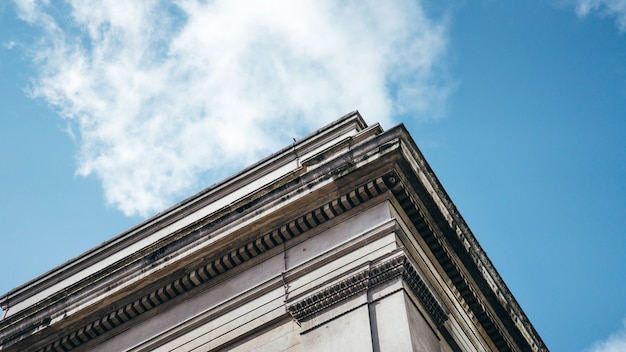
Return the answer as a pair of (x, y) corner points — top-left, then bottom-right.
(390, 130), (547, 352)
(389, 162), (532, 351)
(389, 177), (515, 350)
(0, 111), (369, 316)
(0, 115), (547, 352)
(286, 253), (448, 330)
(23, 176), (390, 352)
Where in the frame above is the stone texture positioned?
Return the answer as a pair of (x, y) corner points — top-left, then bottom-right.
(301, 305), (373, 352)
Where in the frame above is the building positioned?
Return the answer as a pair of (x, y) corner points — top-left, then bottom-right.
(0, 112), (547, 351)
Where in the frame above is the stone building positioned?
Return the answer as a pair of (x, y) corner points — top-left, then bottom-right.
(0, 112), (547, 351)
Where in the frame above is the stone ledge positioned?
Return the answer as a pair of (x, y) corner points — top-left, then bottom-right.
(286, 253), (448, 331)
(28, 176), (390, 352)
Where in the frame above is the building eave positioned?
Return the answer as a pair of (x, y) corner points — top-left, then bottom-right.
(0, 113), (548, 352)
(386, 126), (548, 351)
(0, 111), (370, 316)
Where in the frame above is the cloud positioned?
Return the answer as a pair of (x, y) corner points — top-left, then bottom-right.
(586, 319), (626, 352)
(3, 41), (16, 49)
(573, 0), (626, 31)
(14, 0), (452, 217)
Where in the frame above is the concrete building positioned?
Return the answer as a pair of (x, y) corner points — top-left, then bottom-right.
(0, 112), (547, 351)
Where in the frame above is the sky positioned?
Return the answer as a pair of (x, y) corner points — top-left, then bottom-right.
(0, 0), (625, 351)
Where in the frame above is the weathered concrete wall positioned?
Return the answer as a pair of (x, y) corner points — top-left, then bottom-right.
(58, 198), (473, 352)
(301, 305), (373, 352)
(223, 319), (301, 352)
(85, 201), (399, 351)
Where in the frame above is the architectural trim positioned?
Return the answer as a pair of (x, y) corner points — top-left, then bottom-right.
(0, 112), (370, 320)
(286, 253), (448, 330)
(388, 175), (516, 351)
(0, 112), (548, 352)
(387, 138), (546, 351)
(29, 176), (391, 352)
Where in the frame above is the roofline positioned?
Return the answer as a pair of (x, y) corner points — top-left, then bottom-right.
(0, 110), (367, 308)
(0, 113), (547, 351)
(387, 124), (548, 351)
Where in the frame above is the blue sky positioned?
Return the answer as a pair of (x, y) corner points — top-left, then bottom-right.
(1, 1), (625, 351)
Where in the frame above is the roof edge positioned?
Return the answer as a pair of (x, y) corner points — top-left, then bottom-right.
(0, 111), (368, 311)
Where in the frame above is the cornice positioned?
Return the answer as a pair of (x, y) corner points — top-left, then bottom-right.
(286, 253), (448, 331)
(0, 116), (547, 352)
(1, 175), (390, 352)
(0, 111), (370, 315)
(389, 174), (516, 350)
(388, 134), (548, 352)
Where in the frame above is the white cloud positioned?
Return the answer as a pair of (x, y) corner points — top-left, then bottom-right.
(14, 0), (452, 217)
(586, 319), (626, 352)
(3, 41), (16, 49)
(573, 0), (626, 31)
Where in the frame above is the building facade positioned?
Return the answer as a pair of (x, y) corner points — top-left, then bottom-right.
(0, 112), (547, 351)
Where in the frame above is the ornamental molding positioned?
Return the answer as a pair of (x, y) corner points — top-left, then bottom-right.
(25, 175), (391, 352)
(387, 171), (518, 351)
(0, 118), (547, 352)
(286, 253), (448, 330)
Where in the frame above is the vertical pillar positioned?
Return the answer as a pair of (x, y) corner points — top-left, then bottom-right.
(369, 289), (440, 352)
(300, 303), (374, 352)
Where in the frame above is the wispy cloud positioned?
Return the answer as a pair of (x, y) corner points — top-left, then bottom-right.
(3, 41), (16, 49)
(586, 319), (626, 352)
(573, 0), (626, 32)
(14, 0), (452, 217)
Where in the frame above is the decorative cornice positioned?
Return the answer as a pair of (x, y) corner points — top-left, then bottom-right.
(286, 254), (448, 330)
(286, 269), (370, 323)
(0, 118), (548, 352)
(401, 257), (448, 329)
(390, 131), (548, 351)
(27, 176), (390, 352)
(388, 174), (518, 351)
(0, 111), (368, 318)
